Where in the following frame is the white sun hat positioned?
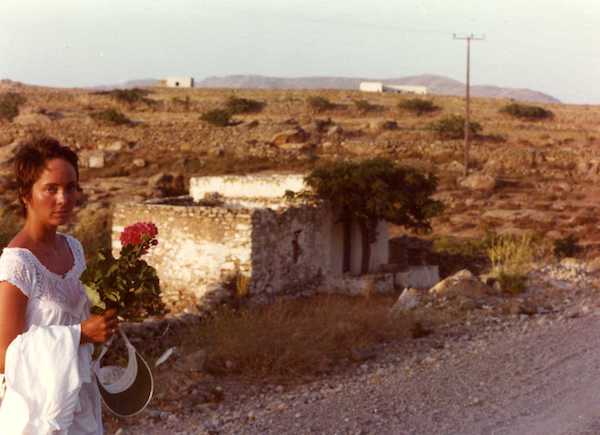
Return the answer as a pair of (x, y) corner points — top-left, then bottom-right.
(92, 329), (154, 417)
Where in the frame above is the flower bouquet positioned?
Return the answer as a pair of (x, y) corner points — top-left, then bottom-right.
(82, 222), (164, 321)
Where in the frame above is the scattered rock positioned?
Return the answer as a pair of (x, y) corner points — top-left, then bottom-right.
(88, 152), (105, 169)
(271, 127), (310, 146)
(459, 174), (497, 192)
(390, 288), (420, 315)
(429, 269), (495, 299)
(133, 158), (146, 168)
(179, 349), (208, 373)
(586, 257), (600, 274)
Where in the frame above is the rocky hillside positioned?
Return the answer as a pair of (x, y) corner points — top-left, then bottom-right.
(0, 82), (597, 259)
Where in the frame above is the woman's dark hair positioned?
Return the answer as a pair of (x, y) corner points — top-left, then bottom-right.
(14, 137), (80, 217)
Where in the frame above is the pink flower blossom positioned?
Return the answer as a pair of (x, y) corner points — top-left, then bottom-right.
(120, 222), (159, 248)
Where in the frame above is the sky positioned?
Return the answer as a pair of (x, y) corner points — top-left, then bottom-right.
(1, 0), (599, 104)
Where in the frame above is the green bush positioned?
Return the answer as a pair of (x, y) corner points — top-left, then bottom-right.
(398, 98), (439, 116)
(307, 96), (335, 113)
(200, 109), (232, 127)
(553, 234), (582, 259)
(0, 92), (27, 122)
(225, 96), (265, 114)
(90, 108), (132, 125)
(353, 99), (378, 114)
(94, 88), (153, 106)
(500, 103), (553, 120)
(429, 114), (482, 140)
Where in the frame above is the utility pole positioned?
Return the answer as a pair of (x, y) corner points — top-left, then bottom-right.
(453, 33), (484, 177)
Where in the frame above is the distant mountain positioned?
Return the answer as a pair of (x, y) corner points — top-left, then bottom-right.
(88, 78), (159, 91)
(90, 74), (560, 104)
(196, 74), (560, 104)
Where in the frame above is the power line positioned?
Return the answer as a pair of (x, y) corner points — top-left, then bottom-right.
(453, 33), (485, 177)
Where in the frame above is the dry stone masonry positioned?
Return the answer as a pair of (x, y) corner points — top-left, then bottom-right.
(113, 173), (394, 312)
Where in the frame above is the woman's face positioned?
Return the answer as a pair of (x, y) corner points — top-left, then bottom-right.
(23, 158), (79, 227)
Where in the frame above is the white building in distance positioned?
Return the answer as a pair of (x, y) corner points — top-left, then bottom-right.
(164, 77), (194, 88)
(359, 81), (428, 95)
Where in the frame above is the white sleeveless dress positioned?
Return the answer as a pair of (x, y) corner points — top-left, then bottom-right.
(0, 233), (103, 434)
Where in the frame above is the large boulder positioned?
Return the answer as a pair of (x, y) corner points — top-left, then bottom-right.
(429, 269), (494, 299)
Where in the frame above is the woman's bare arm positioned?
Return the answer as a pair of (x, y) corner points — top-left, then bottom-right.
(0, 281), (27, 374)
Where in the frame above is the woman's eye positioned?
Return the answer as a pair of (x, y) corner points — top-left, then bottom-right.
(46, 186), (58, 193)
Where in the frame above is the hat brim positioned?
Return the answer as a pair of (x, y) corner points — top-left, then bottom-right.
(96, 350), (154, 418)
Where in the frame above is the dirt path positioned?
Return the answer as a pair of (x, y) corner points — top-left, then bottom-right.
(112, 303), (600, 435)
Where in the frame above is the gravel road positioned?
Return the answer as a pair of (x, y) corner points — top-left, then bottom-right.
(111, 305), (600, 435)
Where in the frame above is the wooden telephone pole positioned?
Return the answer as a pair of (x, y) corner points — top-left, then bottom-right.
(453, 33), (485, 176)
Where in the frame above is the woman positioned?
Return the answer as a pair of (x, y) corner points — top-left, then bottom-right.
(0, 137), (118, 434)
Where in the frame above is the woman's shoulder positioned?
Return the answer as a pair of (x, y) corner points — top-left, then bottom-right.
(60, 233), (86, 268)
(60, 233), (84, 252)
(0, 247), (36, 296)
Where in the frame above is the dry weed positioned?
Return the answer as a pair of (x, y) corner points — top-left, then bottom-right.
(192, 295), (414, 380)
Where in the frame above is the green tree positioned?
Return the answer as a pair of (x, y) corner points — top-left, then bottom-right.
(303, 158), (444, 274)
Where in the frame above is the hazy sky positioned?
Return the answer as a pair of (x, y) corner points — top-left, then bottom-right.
(1, 0), (599, 104)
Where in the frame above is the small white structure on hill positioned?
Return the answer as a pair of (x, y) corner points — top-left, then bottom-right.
(359, 82), (385, 93)
(164, 76), (194, 88)
(359, 81), (428, 95)
(385, 85), (428, 95)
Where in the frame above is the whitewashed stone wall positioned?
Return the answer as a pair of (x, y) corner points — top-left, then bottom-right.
(190, 174), (306, 201)
(112, 202), (252, 311)
(249, 204), (334, 295)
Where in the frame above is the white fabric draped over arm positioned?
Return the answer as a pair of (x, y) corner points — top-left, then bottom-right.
(0, 324), (91, 435)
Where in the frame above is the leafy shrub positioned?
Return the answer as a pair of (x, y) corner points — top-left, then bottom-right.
(200, 109), (232, 127)
(500, 103), (553, 120)
(0, 92), (27, 122)
(353, 99), (378, 114)
(429, 114), (482, 140)
(94, 88), (153, 106)
(553, 234), (582, 259)
(225, 96), (265, 114)
(304, 158), (443, 274)
(307, 96), (335, 113)
(398, 98), (439, 116)
(91, 108), (132, 125)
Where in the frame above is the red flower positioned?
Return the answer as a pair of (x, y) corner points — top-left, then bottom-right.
(120, 222), (159, 248)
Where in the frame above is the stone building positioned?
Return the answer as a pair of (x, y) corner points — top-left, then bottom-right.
(112, 174), (394, 311)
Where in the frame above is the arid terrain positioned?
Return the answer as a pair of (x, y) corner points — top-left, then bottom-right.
(1, 80), (599, 256)
(3, 81), (600, 434)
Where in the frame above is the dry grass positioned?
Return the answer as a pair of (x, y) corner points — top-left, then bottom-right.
(187, 294), (415, 380)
